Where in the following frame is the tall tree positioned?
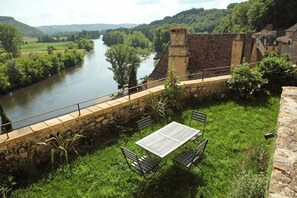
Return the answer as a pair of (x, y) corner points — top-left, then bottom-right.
(128, 64), (138, 94)
(105, 44), (140, 89)
(0, 102), (12, 134)
(0, 24), (22, 59)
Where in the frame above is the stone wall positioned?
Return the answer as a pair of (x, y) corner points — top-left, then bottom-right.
(0, 76), (230, 172)
(269, 87), (297, 197)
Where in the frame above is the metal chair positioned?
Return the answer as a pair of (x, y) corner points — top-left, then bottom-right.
(189, 110), (207, 142)
(173, 139), (208, 172)
(136, 116), (152, 136)
(121, 147), (159, 180)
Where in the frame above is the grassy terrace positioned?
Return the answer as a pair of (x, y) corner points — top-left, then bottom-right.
(11, 96), (280, 197)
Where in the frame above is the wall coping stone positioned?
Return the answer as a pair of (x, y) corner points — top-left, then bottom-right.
(269, 86), (297, 197)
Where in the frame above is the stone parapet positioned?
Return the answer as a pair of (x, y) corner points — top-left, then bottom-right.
(269, 87), (297, 197)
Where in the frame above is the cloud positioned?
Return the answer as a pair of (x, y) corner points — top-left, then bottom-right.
(135, 0), (160, 4)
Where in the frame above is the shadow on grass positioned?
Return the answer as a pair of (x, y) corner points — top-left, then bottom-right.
(133, 166), (206, 198)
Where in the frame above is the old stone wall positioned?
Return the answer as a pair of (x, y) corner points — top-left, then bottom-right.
(0, 76), (230, 172)
(269, 87), (297, 197)
(187, 34), (242, 72)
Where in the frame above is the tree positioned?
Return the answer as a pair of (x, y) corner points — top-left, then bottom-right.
(105, 44), (141, 89)
(128, 64), (137, 94)
(0, 102), (12, 134)
(0, 24), (22, 59)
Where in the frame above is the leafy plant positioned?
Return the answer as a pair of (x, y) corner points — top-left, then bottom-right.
(229, 170), (267, 198)
(0, 175), (16, 198)
(227, 62), (268, 100)
(146, 95), (168, 120)
(38, 130), (84, 166)
(241, 146), (269, 173)
(163, 63), (186, 111)
(259, 53), (297, 92)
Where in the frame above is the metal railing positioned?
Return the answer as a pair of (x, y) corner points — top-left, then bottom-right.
(0, 66), (232, 134)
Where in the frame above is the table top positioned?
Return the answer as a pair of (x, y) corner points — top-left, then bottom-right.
(135, 121), (200, 158)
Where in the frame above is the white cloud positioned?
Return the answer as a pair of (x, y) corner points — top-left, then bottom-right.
(0, 0), (246, 26)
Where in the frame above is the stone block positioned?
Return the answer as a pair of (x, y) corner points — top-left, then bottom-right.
(87, 105), (104, 116)
(6, 127), (34, 143)
(96, 103), (113, 114)
(30, 122), (50, 135)
(44, 118), (63, 131)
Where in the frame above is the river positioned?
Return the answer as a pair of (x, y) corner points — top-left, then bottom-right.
(0, 38), (156, 129)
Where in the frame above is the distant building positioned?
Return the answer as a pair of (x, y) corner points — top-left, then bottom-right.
(147, 24), (297, 88)
(253, 24), (280, 57)
(277, 23), (297, 63)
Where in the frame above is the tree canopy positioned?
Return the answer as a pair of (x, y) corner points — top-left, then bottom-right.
(105, 44), (141, 89)
(214, 0), (297, 33)
(0, 24), (22, 59)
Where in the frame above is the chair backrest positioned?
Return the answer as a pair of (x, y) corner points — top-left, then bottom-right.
(136, 116), (152, 131)
(193, 139), (208, 162)
(121, 147), (143, 174)
(191, 110), (207, 126)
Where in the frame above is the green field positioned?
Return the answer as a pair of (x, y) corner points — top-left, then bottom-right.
(20, 42), (71, 52)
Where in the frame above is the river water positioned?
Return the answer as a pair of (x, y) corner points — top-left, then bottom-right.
(0, 38), (156, 129)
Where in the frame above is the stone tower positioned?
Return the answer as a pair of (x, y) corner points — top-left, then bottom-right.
(169, 28), (189, 80)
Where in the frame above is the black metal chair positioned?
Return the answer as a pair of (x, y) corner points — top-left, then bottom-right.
(173, 139), (208, 172)
(189, 110), (207, 142)
(121, 147), (159, 180)
(136, 116), (152, 137)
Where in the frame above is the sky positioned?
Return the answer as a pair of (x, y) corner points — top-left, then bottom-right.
(0, 0), (246, 27)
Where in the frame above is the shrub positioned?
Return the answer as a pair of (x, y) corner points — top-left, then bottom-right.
(259, 53), (297, 92)
(163, 63), (186, 111)
(0, 175), (15, 198)
(229, 171), (267, 198)
(241, 146), (269, 173)
(146, 95), (168, 120)
(38, 130), (84, 167)
(227, 63), (268, 100)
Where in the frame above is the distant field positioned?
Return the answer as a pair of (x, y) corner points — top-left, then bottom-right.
(20, 42), (71, 52)
(23, 37), (38, 44)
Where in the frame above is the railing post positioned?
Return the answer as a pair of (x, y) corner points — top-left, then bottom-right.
(202, 70), (204, 81)
(77, 104), (81, 116)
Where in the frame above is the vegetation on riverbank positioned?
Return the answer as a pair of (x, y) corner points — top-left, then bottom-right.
(0, 50), (84, 94)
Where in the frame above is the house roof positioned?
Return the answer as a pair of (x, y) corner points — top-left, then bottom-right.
(263, 24), (273, 31)
(276, 34), (292, 44)
(285, 23), (297, 32)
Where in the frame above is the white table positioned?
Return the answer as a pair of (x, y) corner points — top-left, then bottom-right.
(135, 121), (200, 158)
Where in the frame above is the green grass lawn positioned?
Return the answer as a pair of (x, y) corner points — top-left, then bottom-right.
(11, 96), (280, 197)
(20, 42), (71, 52)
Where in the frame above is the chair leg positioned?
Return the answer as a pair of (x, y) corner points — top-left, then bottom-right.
(128, 171), (136, 181)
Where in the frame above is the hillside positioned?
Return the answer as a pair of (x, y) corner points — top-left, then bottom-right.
(0, 16), (43, 37)
(214, 0), (297, 33)
(133, 7), (232, 41)
(37, 23), (138, 34)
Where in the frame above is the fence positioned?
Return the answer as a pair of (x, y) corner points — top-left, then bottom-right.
(0, 66), (232, 133)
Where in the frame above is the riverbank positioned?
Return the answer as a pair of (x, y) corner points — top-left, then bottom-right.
(0, 38), (155, 129)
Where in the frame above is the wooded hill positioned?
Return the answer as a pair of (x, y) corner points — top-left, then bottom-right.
(0, 16), (43, 37)
(134, 7), (233, 40)
(37, 23), (139, 34)
(214, 0), (297, 32)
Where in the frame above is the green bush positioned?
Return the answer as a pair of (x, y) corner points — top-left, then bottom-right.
(163, 63), (186, 112)
(259, 53), (297, 92)
(228, 63), (268, 100)
(229, 171), (267, 198)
